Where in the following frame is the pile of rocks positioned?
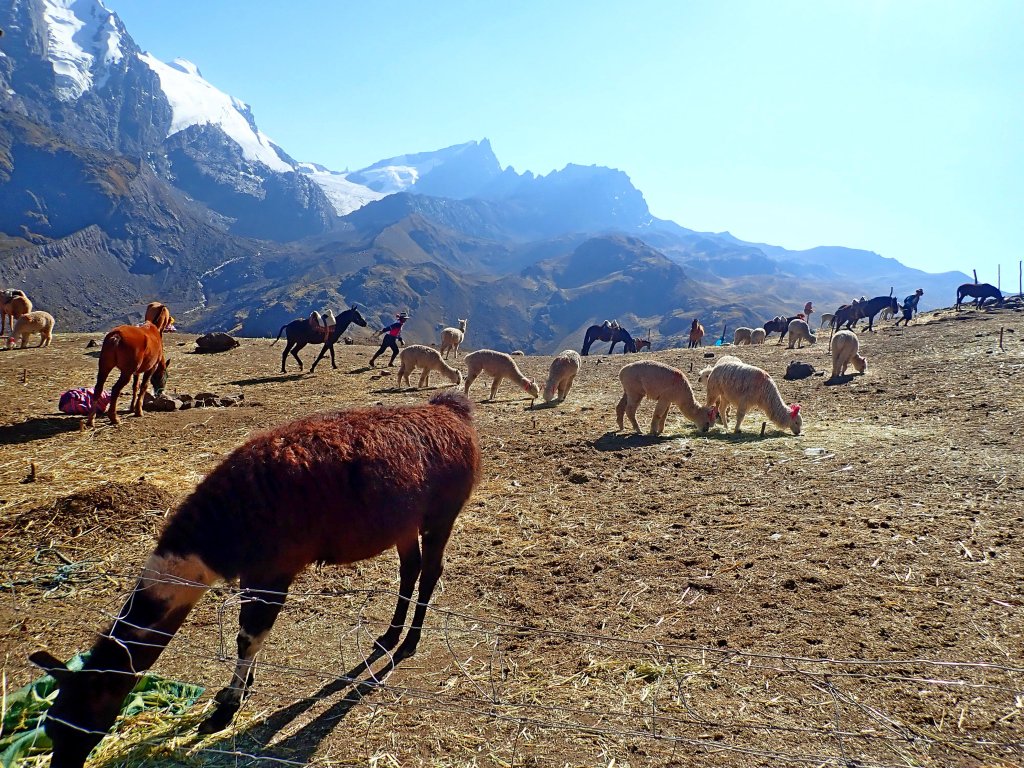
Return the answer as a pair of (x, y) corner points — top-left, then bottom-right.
(143, 391), (244, 412)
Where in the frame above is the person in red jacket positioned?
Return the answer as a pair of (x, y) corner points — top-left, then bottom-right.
(369, 312), (409, 367)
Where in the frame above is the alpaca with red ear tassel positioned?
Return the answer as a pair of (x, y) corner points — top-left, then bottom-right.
(704, 356), (803, 435)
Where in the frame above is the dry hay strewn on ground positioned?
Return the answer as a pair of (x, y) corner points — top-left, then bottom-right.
(0, 308), (1021, 767)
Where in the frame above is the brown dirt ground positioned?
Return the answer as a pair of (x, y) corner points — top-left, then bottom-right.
(1, 308), (1022, 767)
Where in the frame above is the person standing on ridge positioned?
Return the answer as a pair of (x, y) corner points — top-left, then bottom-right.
(369, 311), (409, 367)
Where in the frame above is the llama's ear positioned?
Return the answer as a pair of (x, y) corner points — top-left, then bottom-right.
(29, 650), (72, 683)
(351, 304), (358, 310)
(790, 404), (801, 417)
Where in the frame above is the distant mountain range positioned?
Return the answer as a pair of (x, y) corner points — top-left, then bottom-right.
(0, 0), (970, 352)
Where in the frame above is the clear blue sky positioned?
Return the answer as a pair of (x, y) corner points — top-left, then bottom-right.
(112, 0), (1023, 281)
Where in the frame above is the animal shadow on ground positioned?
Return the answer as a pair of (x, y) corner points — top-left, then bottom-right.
(83, 350), (101, 358)
(824, 374), (856, 387)
(227, 373), (305, 386)
(348, 366), (374, 374)
(591, 431), (685, 452)
(704, 427), (786, 442)
(0, 416), (83, 445)
(198, 652), (397, 766)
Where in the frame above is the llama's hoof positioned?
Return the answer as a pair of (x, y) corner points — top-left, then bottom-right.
(392, 640), (419, 662)
(373, 629), (401, 652)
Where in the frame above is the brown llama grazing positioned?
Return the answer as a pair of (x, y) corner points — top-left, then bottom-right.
(87, 304), (173, 426)
(30, 392), (482, 768)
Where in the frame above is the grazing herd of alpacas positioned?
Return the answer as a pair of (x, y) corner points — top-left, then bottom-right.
(4, 279), (1009, 768)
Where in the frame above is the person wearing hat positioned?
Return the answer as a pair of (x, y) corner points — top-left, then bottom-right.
(894, 289), (924, 327)
(369, 312), (409, 367)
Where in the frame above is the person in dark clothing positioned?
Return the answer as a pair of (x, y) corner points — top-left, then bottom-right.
(369, 312), (408, 366)
(894, 289), (924, 327)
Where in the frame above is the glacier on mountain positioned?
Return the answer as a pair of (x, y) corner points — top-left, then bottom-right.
(42, 0), (125, 100)
(138, 54), (292, 173)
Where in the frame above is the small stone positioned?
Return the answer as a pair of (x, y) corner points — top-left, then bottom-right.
(219, 397), (237, 407)
(144, 395), (181, 412)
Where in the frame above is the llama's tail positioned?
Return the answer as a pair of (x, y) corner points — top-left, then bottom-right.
(271, 325), (287, 346)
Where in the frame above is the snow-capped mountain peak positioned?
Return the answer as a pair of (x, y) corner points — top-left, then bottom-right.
(42, 0), (126, 100)
(138, 52), (292, 172)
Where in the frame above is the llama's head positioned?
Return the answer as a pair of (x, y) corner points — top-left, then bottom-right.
(29, 651), (136, 768)
(694, 405), (719, 433)
(458, 318), (467, 331)
(523, 378), (540, 402)
(852, 355), (867, 374)
(788, 403), (803, 435)
(348, 306), (368, 327)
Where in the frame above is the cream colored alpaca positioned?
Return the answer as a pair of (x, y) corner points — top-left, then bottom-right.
(705, 355), (802, 435)
(542, 350), (581, 402)
(733, 327), (752, 345)
(750, 328), (766, 345)
(12, 311), (55, 348)
(829, 330), (867, 379)
(464, 349), (539, 402)
(440, 318), (468, 359)
(616, 360), (717, 436)
(397, 344), (462, 388)
(819, 313), (835, 329)
(1, 290), (31, 335)
(786, 319), (816, 349)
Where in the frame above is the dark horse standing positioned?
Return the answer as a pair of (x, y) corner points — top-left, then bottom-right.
(272, 306), (368, 373)
(763, 315), (802, 345)
(956, 283), (1003, 310)
(831, 296), (899, 333)
(581, 324), (637, 355)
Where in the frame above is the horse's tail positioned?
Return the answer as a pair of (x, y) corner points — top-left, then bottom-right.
(271, 324), (287, 346)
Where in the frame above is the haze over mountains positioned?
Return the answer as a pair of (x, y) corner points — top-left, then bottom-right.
(0, 0), (969, 352)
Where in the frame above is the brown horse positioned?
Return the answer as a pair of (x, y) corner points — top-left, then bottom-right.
(87, 304), (172, 426)
(688, 319), (705, 348)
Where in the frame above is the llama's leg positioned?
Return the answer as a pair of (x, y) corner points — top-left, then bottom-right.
(489, 376), (501, 401)
(199, 578), (291, 734)
(615, 393), (628, 430)
(106, 372), (132, 425)
(280, 342), (293, 373)
(453, 343), (460, 359)
(651, 399), (670, 435)
(733, 407), (747, 433)
(375, 535), (422, 652)
(625, 394), (643, 433)
(420, 369), (431, 388)
(464, 369), (478, 395)
(394, 525), (454, 661)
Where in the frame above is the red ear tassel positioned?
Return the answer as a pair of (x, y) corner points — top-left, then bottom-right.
(790, 404), (801, 417)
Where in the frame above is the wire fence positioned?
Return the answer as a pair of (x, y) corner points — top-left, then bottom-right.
(3, 564), (1022, 768)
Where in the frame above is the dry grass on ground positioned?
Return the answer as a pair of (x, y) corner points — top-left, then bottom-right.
(1, 307), (1022, 767)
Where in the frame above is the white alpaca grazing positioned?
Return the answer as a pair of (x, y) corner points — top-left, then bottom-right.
(704, 355), (802, 435)
(12, 310), (55, 348)
(397, 344), (462, 388)
(440, 318), (468, 359)
(464, 349), (539, 402)
(786, 319), (816, 349)
(750, 328), (766, 345)
(829, 330), (867, 379)
(616, 360), (718, 436)
(733, 327), (753, 345)
(543, 350), (582, 402)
